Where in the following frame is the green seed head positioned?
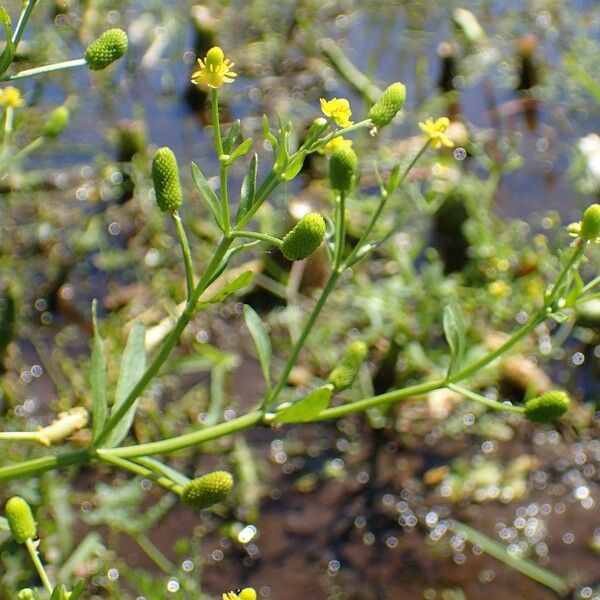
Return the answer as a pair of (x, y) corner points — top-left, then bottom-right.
(328, 341), (368, 391)
(205, 46), (224, 68)
(281, 212), (326, 261)
(42, 106), (70, 139)
(329, 145), (358, 192)
(368, 82), (407, 129)
(580, 204), (600, 241)
(85, 28), (129, 71)
(523, 390), (571, 423)
(181, 471), (233, 509)
(152, 147), (183, 213)
(5, 496), (36, 544)
(17, 589), (35, 600)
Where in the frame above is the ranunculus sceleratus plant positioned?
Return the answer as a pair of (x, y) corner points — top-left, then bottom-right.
(0, 30), (599, 597)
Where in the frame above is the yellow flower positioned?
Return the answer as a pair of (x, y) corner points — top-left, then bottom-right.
(0, 86), (24, 108)
(488, 280), (511, 298)
(320, 97), (353, 127)
(223, 589), (256, 600)
(319, 136), (353, 154)
(418, 117), (454, 149)
(191, 46), (237, 89)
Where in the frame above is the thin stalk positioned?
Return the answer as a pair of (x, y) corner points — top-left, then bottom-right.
(315, 378), (445, 420)
(133, 456), (190, 487)
(99, 410), (264, 459)
(231, 230), (283, 247)
(94, 236), (233, 447)
(448, 520), (568, 596)
(25, 538), (53, 593)
(544, 240), (586, 308)
(2, 58), (87, 81)
(135, 533), (177, 574)
(306, 119), (372, 153)
(96, 450), (183, 494)
(265, 272), (341, 409)
(12, 0), (39, 49)
(211, 88), (231, 235)
(0, 449), (89, 483)
(581, 273), (600, 294)
(448, 383), (523, 414)
(172, 212), (194, 300)
(343, 141), (430, 268)
(0, 136), (44, 176)
(332, 191), (346, 268)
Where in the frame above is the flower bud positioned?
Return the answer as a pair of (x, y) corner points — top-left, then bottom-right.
(523, 390), (570, 423)
(281, 213), (326, 261)
(17, 589), (34, 600)
(5, 496), (36, 544)
(42, 106), (70, 139)
(223, 589), (257, 600)
(152, 147), (183, 213)
(181, 471), (233, 509)
(328, 341), (368, 391)
(85, 28), (128, 71)
(329, 144), (358, 192)
(368, 82), (406, 129)
(581, 204), (600, 241)
(36, 407), (88, 446)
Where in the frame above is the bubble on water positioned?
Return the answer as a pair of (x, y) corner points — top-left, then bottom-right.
(107, 568), (119, 580)
(212, 549), (224, 561)
(572, 352), (585, 366)
(182, 560), (194, 572)
(166, 579), (180, 592)
(453, 147), (467, 160)
(108, 222), (121, 236)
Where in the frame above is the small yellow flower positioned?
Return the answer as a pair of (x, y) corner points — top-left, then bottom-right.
(0, 86), (24, 108)
(488, 280), (511, 298)
(191, 46), (237, 89)
(418, 116), (454, 149)
(320, 97), (353, 128)
(319, 136), (353, 154)
(223, 589), (256, 600)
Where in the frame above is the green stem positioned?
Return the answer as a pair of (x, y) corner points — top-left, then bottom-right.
(172, 211), (194, 300)
(581, 273), (600, 294)
(544, 240), (586, 308)
(448, 383), (523, 414)
(333, 190), (347, 268)
(0, 449), (89, 483)
(2, 58), (87, 81)
(448, 520), (568, 596)
(25, 538), (53, 593)
(96, 450), (183, 494)
(135, 532), (177, 574)
(98, 410), (264, 459)
(11, 0), (39, 49)
(234, 171), (280, 230)
(94, 236), (233, 447)
(343, 141), (430, 268)
(316, 378), (445, 420)
(265, 272), (341, 409)
(211, 88), (231, 235)
(306, 119), (372, 154)
(0, 136), (44, 177)
(0, 431), (42, 442)
(231, 230), (282, 247)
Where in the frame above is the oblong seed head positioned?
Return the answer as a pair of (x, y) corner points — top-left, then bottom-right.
(5, 496), (36, 544)
(281, 213), (326, 261)
(523, 390), (570, 423)
(85, 28), (129, 71)
(152, 147), (183, 213)
(181, 471), (234, 509)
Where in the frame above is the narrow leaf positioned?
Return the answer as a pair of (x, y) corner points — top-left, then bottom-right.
(191, 162), (224, 230)
(199, 270), (255, 306)
(443, 296), (466, 377)
(243, 305), (272, 392)
(103, 323), (146, 448)
(237, 153), (258, 223)
(222, 119), (241, 154)
(262, 114), (277, 148)
(273, 385), (332, 423)
(90, 300), (108, 442)
(281, 150), (307, 181)
(228, 138), (253, 163)
(69, 581), (86, 600)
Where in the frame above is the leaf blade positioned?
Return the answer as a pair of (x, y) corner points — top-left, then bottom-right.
(273, 385), (332, 423)
(191, 162), (224, 230)
(90, 299), (108, 443)
(237, 153), (258, 223)
(443, 296), (466, 377)
(243, 305), (272, 392)
(103, 323), (146, 448)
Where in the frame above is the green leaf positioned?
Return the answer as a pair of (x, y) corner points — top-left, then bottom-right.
(198, 270), (254, 306)
(191, 162), (224, 230)
(228, 138), (253, 163)
(386, 163), (401, 194)
(69, 581), (86, 600)
(262, 114), (277, 148)
(222, 119), (241, 154)
(0, 9), (14, 75)
(281, 150), (307, 181)
(243, 305), (272, 392)
(237, 153), (258, 223)
(90, 300), (108, 443)
(103, 323), (146, 448)
(565, 270), (584, 308)
(443, 296), (466, 377)
(273, 385), (332, 423)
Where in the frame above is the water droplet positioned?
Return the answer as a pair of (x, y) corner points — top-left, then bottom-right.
(453, 147), (467, 160)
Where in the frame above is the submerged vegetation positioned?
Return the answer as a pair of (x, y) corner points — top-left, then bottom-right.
(0, 1), (599, 598)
